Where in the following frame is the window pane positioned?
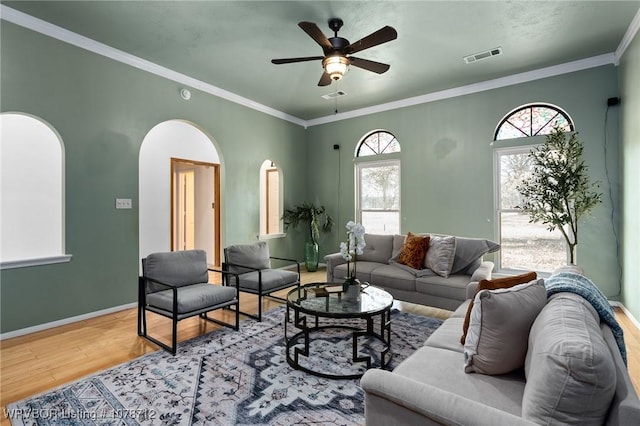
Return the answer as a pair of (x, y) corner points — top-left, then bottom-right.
(495, 104), (574, 141)
(360, 165), (400, 210)
(500, 153), (532, 209)
(358, 131), (400, 156)
(500, 211), (566, 272)
(362, 211), (400, 235)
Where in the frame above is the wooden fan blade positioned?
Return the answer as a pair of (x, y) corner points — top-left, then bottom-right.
(345, 26), (397, 54)
(271, 56), (324, 64)
(318, 72), (332, 86)
(349, 57), (391, 74)
(299, 21), (333, 53)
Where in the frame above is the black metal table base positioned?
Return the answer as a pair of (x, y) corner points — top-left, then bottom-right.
(285, 305), (392, 379)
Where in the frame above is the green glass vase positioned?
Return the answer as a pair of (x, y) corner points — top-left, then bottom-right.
(304, 241), (319, 272)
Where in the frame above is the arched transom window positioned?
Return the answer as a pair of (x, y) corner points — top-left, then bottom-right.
(357, 130), (400, 156)
(494, 103), (574, 141)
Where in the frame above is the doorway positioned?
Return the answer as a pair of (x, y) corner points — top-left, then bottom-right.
(171, 158), (220, 266)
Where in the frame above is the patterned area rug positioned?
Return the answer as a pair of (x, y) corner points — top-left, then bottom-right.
(7, 306), (442, 425)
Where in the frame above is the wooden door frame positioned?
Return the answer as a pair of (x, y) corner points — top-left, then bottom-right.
(170, 157), (221, 266)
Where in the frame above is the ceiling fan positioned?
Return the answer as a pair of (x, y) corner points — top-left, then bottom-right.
(271, 18), (397, 86)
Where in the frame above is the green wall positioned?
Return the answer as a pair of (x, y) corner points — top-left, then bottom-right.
(619, 30), (640, 322)
(0, 22), (308, 333)
(307, 66), (623, 300)
(1, 19), (635, 334)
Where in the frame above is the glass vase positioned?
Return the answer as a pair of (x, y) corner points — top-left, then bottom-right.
(304, 241), (319, 272)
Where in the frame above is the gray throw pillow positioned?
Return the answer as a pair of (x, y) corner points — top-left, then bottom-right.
(464, 279), (546, 375)
(450, 237), (500, 274)
(522, 293), (616, 425)
(425, 235), (456, 277)
(225, 241), (271, 274)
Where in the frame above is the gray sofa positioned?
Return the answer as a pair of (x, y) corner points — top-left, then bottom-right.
(325, 233), (499, 311)
(361, 275), (640, 425)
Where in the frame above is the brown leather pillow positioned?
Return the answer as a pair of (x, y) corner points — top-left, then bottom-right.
(397, 232), (430, 270)
(460, 271), (537, 345)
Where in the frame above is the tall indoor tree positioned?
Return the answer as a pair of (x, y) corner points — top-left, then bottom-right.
(516, 126), (602, 265)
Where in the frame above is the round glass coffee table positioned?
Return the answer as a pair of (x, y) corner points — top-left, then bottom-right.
(285, 282), (394, 379)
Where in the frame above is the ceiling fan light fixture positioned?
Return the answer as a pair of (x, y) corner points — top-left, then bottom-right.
(323, 56), (350, 80)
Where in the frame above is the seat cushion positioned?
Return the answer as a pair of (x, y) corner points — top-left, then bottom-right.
(238, 269), (298, 292)
(143, 250), (209, 292)
(333, 261), (385, 284)
(425, 317), (465, 353)
(393, 346), (526, 417)
(146, 283), (236, 315)
(362, 264), (417, 292)
(415, 274), (469, 301)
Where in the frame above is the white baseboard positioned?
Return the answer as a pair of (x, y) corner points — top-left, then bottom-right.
(0, 302), (137, 341)
(609, 300), (640, 330)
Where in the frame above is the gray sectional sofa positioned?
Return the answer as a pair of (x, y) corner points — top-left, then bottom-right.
(361, 273), (640, 426)
(325, 233), (499, 311)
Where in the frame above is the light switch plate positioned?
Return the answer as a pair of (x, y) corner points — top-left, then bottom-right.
(115, 198), (132, 209)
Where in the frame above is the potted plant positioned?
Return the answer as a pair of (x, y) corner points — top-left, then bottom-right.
(282, 202), (334, 272)
(516, 126), (602, 265)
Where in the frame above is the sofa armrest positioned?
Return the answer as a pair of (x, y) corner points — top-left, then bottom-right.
(324, 252), (347, 281)
(466, 261), (493, 299)
(361, 369), (536, 426)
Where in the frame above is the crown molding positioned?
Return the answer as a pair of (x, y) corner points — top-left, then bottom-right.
(306, 53), (616, 127)
(615, 7), (640, 65)
(0, 5), (307, 127)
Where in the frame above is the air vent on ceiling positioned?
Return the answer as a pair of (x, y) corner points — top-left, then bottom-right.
(464, 47), (502, 64)
(322, 90), (347, 100)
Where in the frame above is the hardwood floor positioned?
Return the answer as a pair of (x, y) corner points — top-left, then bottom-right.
(1, 268), (639, 425)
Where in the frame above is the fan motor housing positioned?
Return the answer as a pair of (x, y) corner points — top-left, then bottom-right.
(329, 37), (350, 51)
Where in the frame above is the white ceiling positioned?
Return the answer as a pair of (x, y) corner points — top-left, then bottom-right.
(2, 1), (639, 125)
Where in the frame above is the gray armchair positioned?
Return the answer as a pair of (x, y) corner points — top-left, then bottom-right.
(223, 241), (300, 321)
(138, 249), (239, 355)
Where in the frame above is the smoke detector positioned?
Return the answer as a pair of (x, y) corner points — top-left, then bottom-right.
(464, 47), (502, 64)
(322, 90), (347, 100)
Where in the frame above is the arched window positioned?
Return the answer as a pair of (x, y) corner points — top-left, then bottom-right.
(355, 130), (401, 235)
(1, 113), (70, 269)
(493, 103), (574, 272)
(356, 130), (400, 156)
(494, 103), (574, 141)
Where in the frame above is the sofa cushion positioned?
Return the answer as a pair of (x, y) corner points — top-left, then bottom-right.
(359, 234), (394, 263)
(364, 264), (417, 293)
(461, 271), (537, 344)
(464, 279), (546, 375)
(393, 346), (526, 417)
(333, 261), (382, 284)
(397, 232), (431, 270)
(225, 241), (271, 274)
(415, 274), (469, 301)
(425, 317), (465, 353)
(425, 235), (457, 277)
(450, 237), (500, 274)
(451, 299), (471, 319)
(522, 293), (616, 425)
(391, 234), (406, 259)
(144, 249), (210, 293)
